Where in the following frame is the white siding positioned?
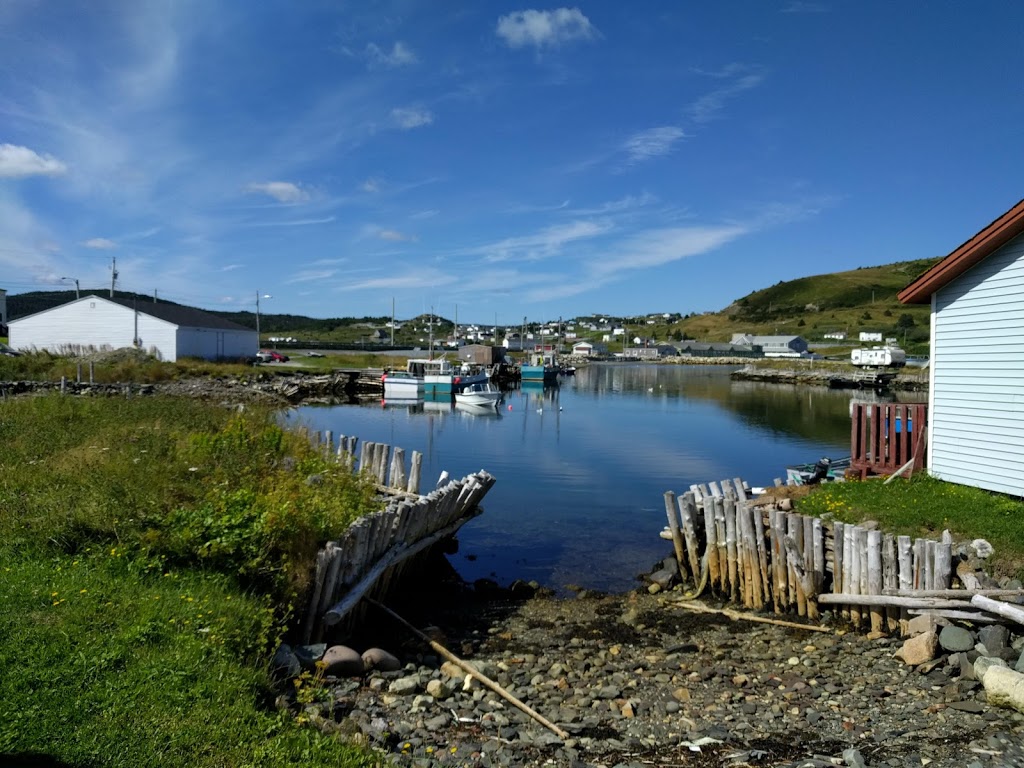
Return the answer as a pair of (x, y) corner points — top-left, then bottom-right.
(10, 297), (179, 360)
(930, 232), (1024, 495)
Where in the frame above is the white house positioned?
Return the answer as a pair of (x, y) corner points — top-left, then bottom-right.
(859, 331), (883, 342)
(572, 341), (607, 357)
(823, 331), (847, 340)
(8, 294), (258, 362)
(899, 198), (1024, 496)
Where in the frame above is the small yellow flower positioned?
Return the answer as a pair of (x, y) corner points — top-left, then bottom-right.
(80, 589), (87, 594)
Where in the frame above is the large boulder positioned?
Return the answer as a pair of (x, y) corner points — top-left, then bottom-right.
(982, 666), (1024, 714)
(895, 630), (938, 666)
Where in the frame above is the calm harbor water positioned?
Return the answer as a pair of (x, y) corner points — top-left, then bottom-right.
(288, 364), (923, 594)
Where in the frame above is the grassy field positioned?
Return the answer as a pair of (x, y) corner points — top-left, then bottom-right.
(0, 395), (383, 767)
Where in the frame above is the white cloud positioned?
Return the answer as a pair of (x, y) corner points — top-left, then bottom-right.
(249, 215), (335, 227)
(337, 269), (457, 292)
(391, 106), (434, 129)
(0, 143), (67, 178)
(410, 209), (439, 220)
(286, 268), (337, 284)
(361, 178), (380, 193)
(244, 181), (309, 203)
(82, 237), (117, 249)
(365, 41), (417, 69)
(593, 225), (748, 277)
(496, 8), (597, 49)
(623, 127), (685, 163)
(476, 219), (612, 262)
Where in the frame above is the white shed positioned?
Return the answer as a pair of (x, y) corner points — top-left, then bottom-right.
(8, 295), (257, 362)
(899, 198), (1024, 495)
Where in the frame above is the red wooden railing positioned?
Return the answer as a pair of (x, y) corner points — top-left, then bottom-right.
(850, 403), (928, 479)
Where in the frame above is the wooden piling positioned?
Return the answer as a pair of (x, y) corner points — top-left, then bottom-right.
(663, 491), (688, 583)
(867, 530), (883, 634)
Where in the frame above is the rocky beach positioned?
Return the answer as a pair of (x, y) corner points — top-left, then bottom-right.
(277, 563), (1024, 768)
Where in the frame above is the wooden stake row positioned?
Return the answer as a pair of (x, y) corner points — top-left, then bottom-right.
(664, 481), (955, 635)
(300, 433), (496, 642)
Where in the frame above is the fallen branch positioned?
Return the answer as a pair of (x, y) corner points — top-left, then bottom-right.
(367, 598), (569, 741)
(667, 599), (832, 633)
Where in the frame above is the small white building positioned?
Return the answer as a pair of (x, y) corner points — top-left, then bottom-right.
(859, 331), (883, 342)
(899, 198), (1024, 496)
(823, 331), (847, 340)
(8, 294), (257, 362)
(572, 341), (607, 357)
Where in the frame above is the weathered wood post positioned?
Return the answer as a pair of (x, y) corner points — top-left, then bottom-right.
(664, 491), (688, 584)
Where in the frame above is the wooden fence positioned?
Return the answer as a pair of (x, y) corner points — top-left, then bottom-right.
(299, 432), (496, 642)
(850, 403), (928, 480)
(663, 478), (963, 635)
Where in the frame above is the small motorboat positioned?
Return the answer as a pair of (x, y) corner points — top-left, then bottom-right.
(454, 382), (503, 408)
(785, 456), (851, 485)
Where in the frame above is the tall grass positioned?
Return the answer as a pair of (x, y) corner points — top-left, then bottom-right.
(0, 394), (383, 766)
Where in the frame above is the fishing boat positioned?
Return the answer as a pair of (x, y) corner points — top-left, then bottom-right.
(785, 456), (851, 485)
(521, 351), (559, 384)
(454, 382), (503, 408)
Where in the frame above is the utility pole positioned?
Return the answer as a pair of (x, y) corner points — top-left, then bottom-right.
(153, 289), (158, 303)
(391, 297), (395, 346)
(61, 277), (80, 299)
(110, 257), (118, 298)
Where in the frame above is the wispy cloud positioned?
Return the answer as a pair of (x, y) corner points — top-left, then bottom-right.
(361, 178), (380, 193)
(0, 143), (67, 178)
(566, 193), (657, 216)
(592, 224), (748, 276)
(220, 264), (243, 272)
(689, 65), (765, 123)
(244, 181), (309, 203)
(475, 219), (612, 263)
(378, 228), (416, 242)
(623, 127), (686, 163)
(337, 268), (458, 292)
(410, 209), (439, 220)
(496, 8), (598, 49)
(286, 268), (338, 284)
(391, 106), (433, 129)
(249, 215), (336, 228)
(365, 41), (417, 69)
(82, 237), (117, 250)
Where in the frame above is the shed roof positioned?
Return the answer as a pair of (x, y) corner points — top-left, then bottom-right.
(899, 198), (1024, 304)
(11, 294), (253, 332)
(107, 297), (253, 331)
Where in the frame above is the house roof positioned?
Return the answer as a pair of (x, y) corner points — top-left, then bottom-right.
(105, 297), (254, 331)
(899, 198), (1024, 304)
(12, 294), (253, 332)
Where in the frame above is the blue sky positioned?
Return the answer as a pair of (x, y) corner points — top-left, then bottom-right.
(2, 1), (1024, 324)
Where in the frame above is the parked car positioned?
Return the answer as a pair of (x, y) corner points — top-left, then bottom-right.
(306, 351), (325, 358)
(257, 349), (289, 363)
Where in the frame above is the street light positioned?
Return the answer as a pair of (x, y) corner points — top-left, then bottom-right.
(256, 292), (272, 340)
(61, 276), (80, 299)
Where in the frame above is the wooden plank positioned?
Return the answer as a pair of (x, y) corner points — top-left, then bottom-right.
(664, 491), (688, 583)
(724, 496), (739, 602)
(678, 493), (702, 583)
(407, 450), (423, 495)
(935, 535), (952, 590)
(715, 496), (728, 592)
(390, 447), (407, 491)
(703, 496), (720, 592)
(882, 534), (899, 629)
(867, 530), (883, 634)
(849, 526), (862, 628)
(754, 506), (771, 605)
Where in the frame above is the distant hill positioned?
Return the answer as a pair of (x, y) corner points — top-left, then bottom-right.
(670, 257), (941, 346)
(6, 257), (941, 349)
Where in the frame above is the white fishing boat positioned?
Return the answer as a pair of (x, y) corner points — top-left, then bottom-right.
(454, 382), (503, 407)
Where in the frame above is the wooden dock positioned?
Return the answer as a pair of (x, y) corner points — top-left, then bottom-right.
(300, 432), (496, 642)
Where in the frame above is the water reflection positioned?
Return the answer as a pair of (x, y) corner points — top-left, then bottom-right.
(289, 364), (923, 593)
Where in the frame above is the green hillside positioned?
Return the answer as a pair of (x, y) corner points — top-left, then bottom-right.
(671, 257), (941, 347)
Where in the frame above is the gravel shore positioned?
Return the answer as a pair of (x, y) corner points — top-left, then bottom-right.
(284, 573), (1024, 768)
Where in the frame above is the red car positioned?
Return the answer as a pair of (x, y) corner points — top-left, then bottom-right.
(257, 349), (289, 363)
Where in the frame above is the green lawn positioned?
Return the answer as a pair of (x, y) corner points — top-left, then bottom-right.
(797, 473), (1024, 577)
